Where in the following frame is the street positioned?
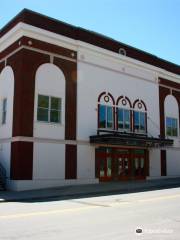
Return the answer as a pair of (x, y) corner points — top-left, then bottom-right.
(0, 187), (180, 240)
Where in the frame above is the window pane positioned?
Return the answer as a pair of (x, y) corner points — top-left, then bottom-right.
(166, 127), (172, 136)
(172, 119), (177, 128)
(134, 111), (139, 130)
(38, 95), (49, 108)
(124, 110), (130, 129)
(50, 110), (60, 123)
(166, 117), (171, 128)
(172, 128), (178, 136)
(140, 112), (145, 131)
(166, 117), (178, 137)
(99, 105), (106, 128)
(107, 106), (113, 128)
(51, 97), (61, 110)
(118, 108), (123, 129)
(37, 108), (48, 122)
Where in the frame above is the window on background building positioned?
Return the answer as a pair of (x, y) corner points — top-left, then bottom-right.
(166, 117), (178, 137)
(117, 108), (130, 131)
(134, 111), (146, 133)
(99, 105), (114, 129)
(2, 98), (7, 124)
(37, 94), (61, 123)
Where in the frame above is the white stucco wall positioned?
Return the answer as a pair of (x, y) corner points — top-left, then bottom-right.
(33, 142), (65, 180)
(167, 150), (180, 176)
(0, 66), (14, 177)
(149, 149), (161, 178)
(77, 145), (96, 179)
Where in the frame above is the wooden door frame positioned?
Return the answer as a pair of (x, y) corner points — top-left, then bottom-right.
(96, 147), (148, 181)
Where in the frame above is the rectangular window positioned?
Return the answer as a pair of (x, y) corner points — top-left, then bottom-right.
(37, 95), (61, 123)
(134, 111), (146, 133)
(99, 105), (113, 129)
(166, 117), (178, 137)
(118, 108), (130, 131)
(2, 98), (7, 125)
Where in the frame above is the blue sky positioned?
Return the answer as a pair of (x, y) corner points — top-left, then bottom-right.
(1, 0), (180, 65)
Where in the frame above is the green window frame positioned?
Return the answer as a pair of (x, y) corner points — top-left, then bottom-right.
(37, 94), (61, 123)
(166, 117), (178, 137)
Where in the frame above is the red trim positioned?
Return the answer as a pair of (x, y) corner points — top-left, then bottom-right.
(11, 142), (33, 180)
(65, 144), (77, 179)
(161, 150), (167, 176)
(159, 77), (180, 90)
(0, 61), (5, 73)
(159, 86), (171, 137)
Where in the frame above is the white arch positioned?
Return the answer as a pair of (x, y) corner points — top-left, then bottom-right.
(35, 63), (65, 96)
(34, 63), (66, 138)
(165, 95), (179, 119)
(0, 66), (15, 178)
(0, 66), (14, 138)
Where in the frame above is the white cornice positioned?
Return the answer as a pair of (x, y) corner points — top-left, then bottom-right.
(0, 22), (180, 83)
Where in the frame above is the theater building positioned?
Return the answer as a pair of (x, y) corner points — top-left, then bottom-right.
(0, 9), (180, 190)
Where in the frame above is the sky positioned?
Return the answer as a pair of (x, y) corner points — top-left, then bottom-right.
(0, 0), (180, 65)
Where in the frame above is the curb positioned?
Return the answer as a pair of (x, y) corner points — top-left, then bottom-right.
(1, 182), (180, 203)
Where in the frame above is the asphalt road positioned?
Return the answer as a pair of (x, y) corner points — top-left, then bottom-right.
(0, 187), (180, 240)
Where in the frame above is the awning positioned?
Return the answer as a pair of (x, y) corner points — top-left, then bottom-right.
(90, 132), (173, 148)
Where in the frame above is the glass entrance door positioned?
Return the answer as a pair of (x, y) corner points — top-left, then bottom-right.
(96, 148), (147, 181)
(116, 155), (131, 180)
(98, 155), (112, 181)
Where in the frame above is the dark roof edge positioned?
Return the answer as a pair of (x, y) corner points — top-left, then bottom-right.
(0, 8), (180, 75)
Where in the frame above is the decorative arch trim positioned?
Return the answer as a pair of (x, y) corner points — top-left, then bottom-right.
(98, 92), (115, 105)
(133, 99), (147, 111)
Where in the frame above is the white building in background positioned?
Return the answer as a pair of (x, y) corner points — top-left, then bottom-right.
(0, 9), (180, 191)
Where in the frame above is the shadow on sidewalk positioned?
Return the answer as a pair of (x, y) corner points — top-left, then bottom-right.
(2, 180), (180, 203)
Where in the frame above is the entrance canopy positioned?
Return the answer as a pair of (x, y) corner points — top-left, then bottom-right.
(90, 132), (173, 148)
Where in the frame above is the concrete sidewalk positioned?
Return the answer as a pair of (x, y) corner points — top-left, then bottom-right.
(0, 177), (180, 202)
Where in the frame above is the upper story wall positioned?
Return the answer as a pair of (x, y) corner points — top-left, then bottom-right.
(77, 47), (160, 140)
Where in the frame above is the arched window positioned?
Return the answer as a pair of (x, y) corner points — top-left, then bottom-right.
(133, 99), (147, 134)
(98, 92), (115, 129)
(116, 96), (132, 132)
(164, 95), (179, 137)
